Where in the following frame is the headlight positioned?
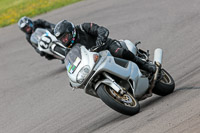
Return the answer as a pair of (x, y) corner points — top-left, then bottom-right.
(76, 65), (90, 83)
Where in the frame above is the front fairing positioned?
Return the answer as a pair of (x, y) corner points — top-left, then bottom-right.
(65, 44), (97, 88)
(30, 28), (47, 48)
(84, 50), (149, 99)
(30, 28), (57, 48)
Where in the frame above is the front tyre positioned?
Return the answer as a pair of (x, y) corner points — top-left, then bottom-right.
(96, 84), (140, 116)
(153, 69), (175, 96)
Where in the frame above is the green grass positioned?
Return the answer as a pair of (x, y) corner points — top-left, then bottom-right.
(0, 0), (81, 27)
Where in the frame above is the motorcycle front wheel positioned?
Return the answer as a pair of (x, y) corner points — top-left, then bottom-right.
(153, 69), (175, 96)
(96, 84), (140, 116)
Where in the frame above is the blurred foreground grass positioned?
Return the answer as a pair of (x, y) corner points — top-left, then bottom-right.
(0, 0), (81, 27)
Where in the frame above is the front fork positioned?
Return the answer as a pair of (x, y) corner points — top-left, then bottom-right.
(95, 72), (126, 95)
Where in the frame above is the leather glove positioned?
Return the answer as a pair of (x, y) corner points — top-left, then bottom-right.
(65, 48), (71, 56)
(96, 37), (104, 47)
(50, 24), (55, 33)
(39, 51), (45, 56)
(45, 54), (55, 60)
(35, 48), (45, 56)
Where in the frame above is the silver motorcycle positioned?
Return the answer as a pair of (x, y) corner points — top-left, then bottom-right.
(65, 40), (175, 115)
(30, 28), (66, 60)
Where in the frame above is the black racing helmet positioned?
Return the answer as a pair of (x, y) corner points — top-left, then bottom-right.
(54, 20), (76, 47)
(18, 16), (34, 34)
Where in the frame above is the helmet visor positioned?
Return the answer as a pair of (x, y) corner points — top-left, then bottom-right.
(60, 32), (73, 45)
(22, 25), (32, 33)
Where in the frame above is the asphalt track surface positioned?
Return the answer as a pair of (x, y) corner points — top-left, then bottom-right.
(1, 0), (200, 133)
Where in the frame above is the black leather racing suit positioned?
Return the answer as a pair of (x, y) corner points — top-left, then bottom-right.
(26, 19), (56, 60)
(74, 23), (138, 63)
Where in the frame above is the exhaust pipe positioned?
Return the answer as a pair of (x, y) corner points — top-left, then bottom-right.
(153, 48), (163, 64)
(145, 48), (163, 97)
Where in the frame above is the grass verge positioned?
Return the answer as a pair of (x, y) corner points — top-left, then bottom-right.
(0, 0), (81, 27)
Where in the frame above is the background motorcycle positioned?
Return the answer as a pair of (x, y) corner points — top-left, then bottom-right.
(65, 40), (175, 116)
(30, 28), (66, 61)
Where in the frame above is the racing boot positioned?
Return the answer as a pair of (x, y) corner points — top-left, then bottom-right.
(135, 56), (156, 74)
(121, 49), (156, 73)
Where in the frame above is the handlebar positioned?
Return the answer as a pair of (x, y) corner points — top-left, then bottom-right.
(90, 46), (100, 52)
(90, 43), (105, 52)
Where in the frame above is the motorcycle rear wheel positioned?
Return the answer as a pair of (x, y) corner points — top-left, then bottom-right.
(96, 84), (140, 116)
(153, 69), (175, 96)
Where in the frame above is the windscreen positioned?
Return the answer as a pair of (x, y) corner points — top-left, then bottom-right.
(65, 44), (82, 74)
(30, 28), (47, 46)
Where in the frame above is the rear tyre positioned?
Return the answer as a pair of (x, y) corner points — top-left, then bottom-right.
(153, 69), (175, 96)
(96, 84), (140, 116)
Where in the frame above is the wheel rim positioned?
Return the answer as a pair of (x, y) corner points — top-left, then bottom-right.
(105, 86), (137, 107)
(160, 70), (172, 84)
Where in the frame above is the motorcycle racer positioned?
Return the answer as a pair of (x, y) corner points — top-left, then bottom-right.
(18, 16), (56, 60)
(53, 20), (156, 73)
